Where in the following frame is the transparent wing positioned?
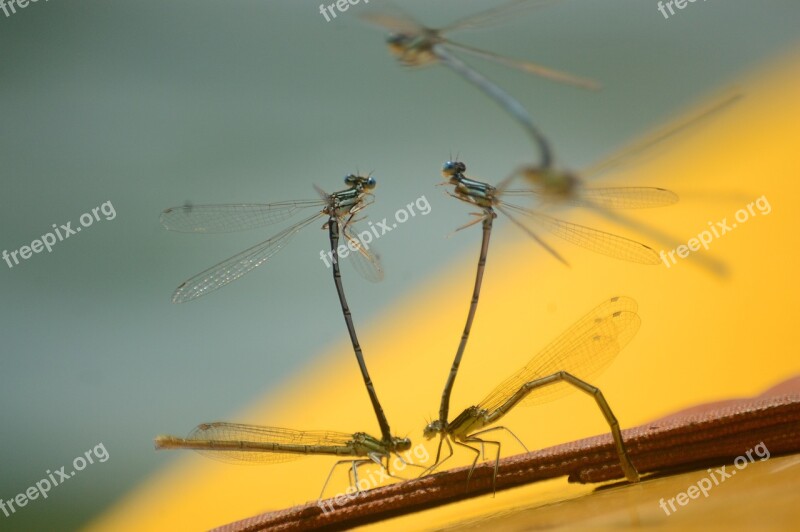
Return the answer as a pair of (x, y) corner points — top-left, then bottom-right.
(160, 201), (324, 233)
(581, 92), (743, 179)
(359, 7), (425, 35)
(441, 0), (560, 34)
(502, 186), (679, 209)
(590, 206), (729, 277)
(156, 422), (357, 465)
(500, 202), (660, 264)
(171, 212), (322, 303)
(577, 187), (679, 209)
(442, 40), (599, 90)
(496, 204), (569, 265)
(342, 221), (384, 283)
(479, 297), (640, 413)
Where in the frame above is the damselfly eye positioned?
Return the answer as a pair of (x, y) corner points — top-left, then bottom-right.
(442, 161), (465, 177)
(344, 175), (357, 185)
(365, 177), (376, 189)
(387, 34), (407, 46)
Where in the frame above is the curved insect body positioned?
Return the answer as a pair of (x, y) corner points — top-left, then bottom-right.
(432, 161), (659, 493)
(424, 297), (642, 490)
(160, 173), (400, 480)
(362, 2), (599, 168)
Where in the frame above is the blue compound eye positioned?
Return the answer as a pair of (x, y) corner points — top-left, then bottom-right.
(365, 177), (376, 189)
(442, 161), (465, 176)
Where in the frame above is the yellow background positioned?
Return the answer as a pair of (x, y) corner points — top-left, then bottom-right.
(88, 55), (800, 531)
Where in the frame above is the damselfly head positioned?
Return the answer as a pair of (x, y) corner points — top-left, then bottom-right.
(387, 33), (412, 54)
(392, 436), (412, 452)
(344, 174), (377, 190)
(422, 420), (443, 439)
(442, 160), (466, 179)
(387, 32), (436, 66)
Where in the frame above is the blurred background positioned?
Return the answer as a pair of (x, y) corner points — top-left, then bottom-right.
(1, 1), (799, 530)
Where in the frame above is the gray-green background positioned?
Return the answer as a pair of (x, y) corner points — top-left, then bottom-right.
(1, 1), (798, 530)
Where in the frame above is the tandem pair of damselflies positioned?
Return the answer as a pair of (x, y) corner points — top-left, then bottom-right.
(429, 93), (741, 480)
(155, 176), (415, 496)
(424, 160), (664, 489)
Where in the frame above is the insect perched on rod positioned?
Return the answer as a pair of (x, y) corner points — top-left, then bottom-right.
(161, 174), (403, 458)
(429, 160), (658, 492)
(424, 296), (642, 491)
(155, 422), (413, 498)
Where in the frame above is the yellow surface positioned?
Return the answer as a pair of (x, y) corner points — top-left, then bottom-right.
(444, 455), (800, 530)
(87, 53), (800, 531)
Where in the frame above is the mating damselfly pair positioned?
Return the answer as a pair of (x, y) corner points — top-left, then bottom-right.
(153, 155), (658, 496)
(154, 0), (737, 504)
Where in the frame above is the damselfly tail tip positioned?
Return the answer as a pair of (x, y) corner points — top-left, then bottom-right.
(585, 79), (603, 92)
(170, 291), (185, 304)
(154, 435), (181, 450)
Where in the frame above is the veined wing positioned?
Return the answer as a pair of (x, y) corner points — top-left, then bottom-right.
(576, 187), (679, 209)
(478, 297), (640, 413)
(360, 7), (425, 35)
(442, 40), (599, 90)
(171, 212), (322, 303)
(502, 186), (679, 209)
(501, 202), (661, 264)
(581, 92), (743, 179)
(160, 200), (324, 233)
(441, 0), (560, 34)
(155, 422), (359, 465)
(342, 222), (384, 283)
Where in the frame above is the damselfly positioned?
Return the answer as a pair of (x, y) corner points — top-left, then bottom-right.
(161, 175), (397, 446)
(160, 175), (382, 303)
(433, 161), (658, 462)
(497, 93), (743, 275)
(424, 296), (641, 490)
(155, 422), (412, 498)
(362, 0), (598, 168)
